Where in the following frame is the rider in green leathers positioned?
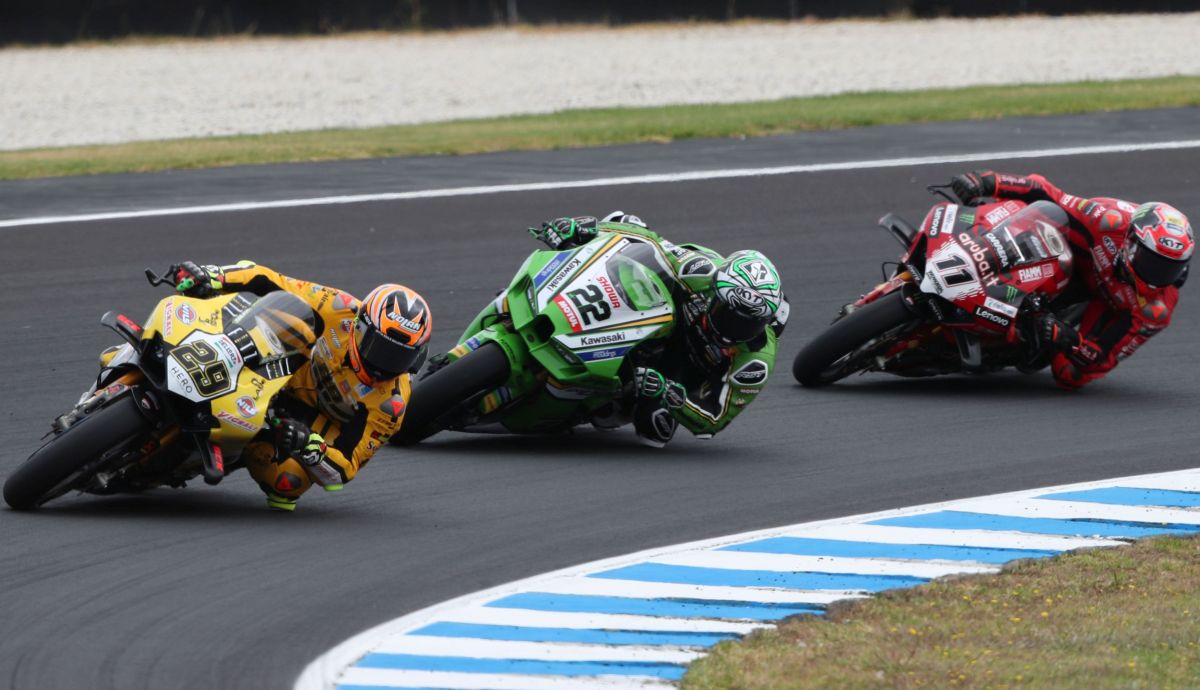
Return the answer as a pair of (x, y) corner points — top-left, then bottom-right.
(529, 212), (788, 447)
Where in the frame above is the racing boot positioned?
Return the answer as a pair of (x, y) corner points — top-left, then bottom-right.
(633, 404), (677, 449)
(265, 492), (298, 512)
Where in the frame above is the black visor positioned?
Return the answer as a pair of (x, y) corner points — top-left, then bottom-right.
(1129, 242), (1188, 288)
(708, 300), (768, 345)
(355, 321), (422, 379)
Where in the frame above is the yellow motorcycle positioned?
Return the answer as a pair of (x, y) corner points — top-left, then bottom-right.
(3, 269), (317, 510)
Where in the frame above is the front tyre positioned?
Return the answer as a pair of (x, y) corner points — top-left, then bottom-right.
(393, 342), (512, 445)
(4, 395), (151, 510)
(792, 290), (917, 387)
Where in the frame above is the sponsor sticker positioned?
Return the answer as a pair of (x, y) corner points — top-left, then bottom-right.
(578, 347), (631, 362)
(957, 232), (1000, 286)
(731, 360), (769, 385)
(1160, 236), (1186, 252)
(983, 296), (1019, 318)
(554, 295), (582, 332)
(214, 335), (244, 367)
(1017, 265), (1044, 283)
(532, 253), (570, 288)
(235, 396), (258, 418)
(973, 306), (1010, 328)
(163, 297), (176, 337)
(928, 206), (945, 238)
(543, 257), (582, 294)
(680, 256), (715, 276)
(386, 311), (423, 334)
(216, 409), (259, 433)
(984, 205), (1011, 225)
(579, 331), (628, 347)
(984, 232), (1009, 265)
(176, 303), (196, 325)
(594, 275), (622, 309)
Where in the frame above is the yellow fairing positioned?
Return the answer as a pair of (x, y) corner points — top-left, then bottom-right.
(208, 374), (289, 446)
(141, 293), (292, 448)
(142, 294), (237, 344)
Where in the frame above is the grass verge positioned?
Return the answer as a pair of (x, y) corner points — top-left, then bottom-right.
(683, 535), (1200, 690)
(3, 76), (1199, 181)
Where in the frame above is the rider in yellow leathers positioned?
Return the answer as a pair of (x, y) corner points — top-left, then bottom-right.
(169, 261), (431, 510)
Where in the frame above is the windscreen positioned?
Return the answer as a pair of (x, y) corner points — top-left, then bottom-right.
(229, 291), (319, 359)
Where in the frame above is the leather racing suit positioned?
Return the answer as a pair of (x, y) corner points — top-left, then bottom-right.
(199, 262), (409, 505)
(976, 173), (1182, 389)
(531, 217), (782, 444)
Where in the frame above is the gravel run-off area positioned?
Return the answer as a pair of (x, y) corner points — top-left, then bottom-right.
(2, 13), (1199, 151)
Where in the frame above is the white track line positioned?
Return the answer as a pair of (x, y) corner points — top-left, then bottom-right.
(771, 523), (1122, 550)
(432, 608), (768, 634)
(640, 550), (997, 577)
(961, 497), (1200, 524)
(6, 139), (1200, 229)
(530, 577), (863, 605)
(372, 636), (702, 663)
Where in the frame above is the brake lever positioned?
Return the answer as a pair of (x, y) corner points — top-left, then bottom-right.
(926, 184), (962, 205)
(144, 267), (173, 287)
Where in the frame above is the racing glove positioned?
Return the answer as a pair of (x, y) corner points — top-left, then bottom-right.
(950, 171), (998, 204)
(169, 261), (223, 298)
(529, 216), (599, 250)
(633, 367), (687, 410)
(270, 415), (343, 490)
(1037, 314), (1101, 368)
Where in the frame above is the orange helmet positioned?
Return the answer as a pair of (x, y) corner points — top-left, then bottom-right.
(348, 284), (432, 384)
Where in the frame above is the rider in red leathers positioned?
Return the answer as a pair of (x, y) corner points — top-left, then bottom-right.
(951, 171), (1193, 390)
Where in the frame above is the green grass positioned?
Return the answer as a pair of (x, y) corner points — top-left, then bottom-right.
(3, 75), (1199, 180)
(683, 535), (1200, 690)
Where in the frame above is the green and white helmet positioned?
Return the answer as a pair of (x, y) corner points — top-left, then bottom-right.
(708, 250), (784, 345)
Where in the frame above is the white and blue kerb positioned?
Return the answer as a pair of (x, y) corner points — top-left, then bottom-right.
(298, 469), (1200, 690)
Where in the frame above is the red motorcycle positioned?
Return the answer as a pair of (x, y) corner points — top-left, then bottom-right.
(793, 187), (1076, 386)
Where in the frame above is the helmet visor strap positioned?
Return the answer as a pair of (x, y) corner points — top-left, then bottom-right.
(708, 300), (766, 345)
(1129, 242), (1188, 287)
(355, 322), (421, 379)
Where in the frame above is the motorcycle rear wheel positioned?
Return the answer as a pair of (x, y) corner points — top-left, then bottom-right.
(392, 342), (512, 446)
(3, 395), (151, 510)
(792, 290), (916, 387)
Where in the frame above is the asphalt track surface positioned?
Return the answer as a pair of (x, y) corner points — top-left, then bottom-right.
(1, 110), (1199, 690)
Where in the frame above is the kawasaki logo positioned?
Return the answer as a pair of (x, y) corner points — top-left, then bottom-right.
(544, 258), (582, 293)
(580, 332), (627, 347)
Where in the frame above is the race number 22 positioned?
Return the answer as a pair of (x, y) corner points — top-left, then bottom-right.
(565, 285), (611, 326)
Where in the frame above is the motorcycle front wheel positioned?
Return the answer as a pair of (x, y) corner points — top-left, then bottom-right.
(392, 342), (512, 445)
(3, 395), (151, 510)
(792, 290), (917, 387)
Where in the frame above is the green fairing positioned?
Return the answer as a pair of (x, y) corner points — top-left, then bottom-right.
(446, 226), (679, 433)
(442, 222), (777, 437)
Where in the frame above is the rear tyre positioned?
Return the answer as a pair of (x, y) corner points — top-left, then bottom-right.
(4, 395), (151, 510)
(792, 291), (917, 387)
(393, 342), (512, 445)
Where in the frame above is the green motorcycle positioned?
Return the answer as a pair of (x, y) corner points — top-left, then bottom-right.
(394, 226), (679, 444)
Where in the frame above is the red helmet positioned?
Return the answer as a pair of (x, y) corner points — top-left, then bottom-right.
(1122, 202), (1193, 289)
(348, 285), (432, 385)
